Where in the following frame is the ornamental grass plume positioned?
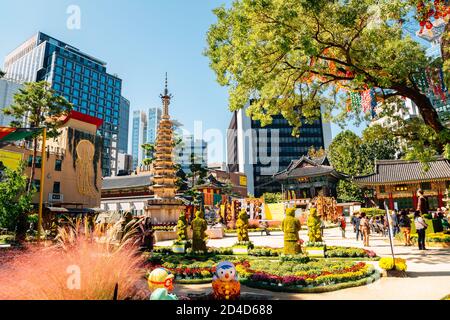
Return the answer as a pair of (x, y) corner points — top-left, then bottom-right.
(0, 220), (148, 300)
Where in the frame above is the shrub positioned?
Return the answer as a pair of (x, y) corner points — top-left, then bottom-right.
(378, 257), (407, 272)
(360, 208), (385, 217)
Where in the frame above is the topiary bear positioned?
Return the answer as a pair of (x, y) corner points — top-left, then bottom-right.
(176, 210), (188, 242)
(281, 208), (301, 255)
(191, 210), (207, 252)
(235, 209), (250, 242)
(307, 207), (323, 243)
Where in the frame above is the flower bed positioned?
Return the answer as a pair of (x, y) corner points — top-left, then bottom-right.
(147, 254), (220, 283)
(153, 245), (378, 259)
(238, 260), (377, 292)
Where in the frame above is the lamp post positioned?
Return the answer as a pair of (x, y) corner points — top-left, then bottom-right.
(37, 128), (47, 244)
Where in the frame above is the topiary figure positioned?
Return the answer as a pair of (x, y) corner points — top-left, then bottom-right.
(281, 208), (301, 255)
(307, 207), (323, 243)
(191, 210), (207, 252)
(176, 211), (188, 242)
(235, 210), (250, 242)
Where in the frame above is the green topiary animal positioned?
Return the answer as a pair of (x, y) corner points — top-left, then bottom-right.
(235, 209), (250, 242)
(308, 207), (323, 243)
(281, 208), (301, 255)
(191, 210), (207, 252)
(176, 211), (188, 242)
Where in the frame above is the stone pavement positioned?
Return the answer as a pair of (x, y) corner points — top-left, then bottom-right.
(157, 226), (450, 300)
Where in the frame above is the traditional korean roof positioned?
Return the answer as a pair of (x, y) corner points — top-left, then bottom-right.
(194, 174), (225, 190)
(353, 158), (450, 186)
(102, 174), (152, 191)
(274, 155), (345, 180)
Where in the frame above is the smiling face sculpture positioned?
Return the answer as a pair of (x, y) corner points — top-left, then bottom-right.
(212, 261), (240, 300)
(214, 262), (237, 282)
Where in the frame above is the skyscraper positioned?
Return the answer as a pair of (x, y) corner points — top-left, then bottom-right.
(131, 110), (147, 169)
(3, 32), (124, 176)
(147, 107), (162, 144)
(227, 108), (331, 197)
(175, 134), (208, 173)
(0, 78), (23, 126)
(118, 96), (130, 153)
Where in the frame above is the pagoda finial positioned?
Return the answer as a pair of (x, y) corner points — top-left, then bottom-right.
(160, 72), (172, 118)
(164, 72), (168, 96)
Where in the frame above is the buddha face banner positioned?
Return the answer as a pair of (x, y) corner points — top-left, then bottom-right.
(75, 140), (97, 197)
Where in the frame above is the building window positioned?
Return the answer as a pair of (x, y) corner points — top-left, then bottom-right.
(28, 156), (42, 168)
(33, 180), (40, 192)
(55, 159), (62, 171)
(53, 181), (61, 194)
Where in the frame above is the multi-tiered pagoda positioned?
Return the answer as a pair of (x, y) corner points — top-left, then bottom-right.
(151, 75), (178, 199)
(145, 75), (183, 223)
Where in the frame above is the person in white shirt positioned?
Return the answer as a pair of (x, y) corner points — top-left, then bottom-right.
(414, 211), (428, 251)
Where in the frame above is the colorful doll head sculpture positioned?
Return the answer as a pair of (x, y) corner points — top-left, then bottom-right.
(212, 261), (241, 300)
(214, 261), (238, 282)
(148, 268), (174, 291)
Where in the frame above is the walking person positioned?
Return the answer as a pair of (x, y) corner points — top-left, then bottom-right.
(391, 210), (400, 236)
(414, 211), (428, 251)
(399, 210), (413, 246)
(338, 214), (346, 239)
(360, 213), (370, 247)
(354, 213), (364, 241)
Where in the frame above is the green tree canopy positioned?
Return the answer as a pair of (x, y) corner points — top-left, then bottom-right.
(206, 0), (449, 151)
(328, 128), (398, 201)
(0, 165), (34, 240)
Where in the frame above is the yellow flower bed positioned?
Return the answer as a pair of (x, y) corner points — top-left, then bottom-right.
(379, 258), (407, 272)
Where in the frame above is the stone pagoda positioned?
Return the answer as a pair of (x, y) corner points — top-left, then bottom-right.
(145, 74), (184, 223)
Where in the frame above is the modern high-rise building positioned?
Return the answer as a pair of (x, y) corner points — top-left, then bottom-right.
(3, 32), (124, 176)
(227, 107), (332, 197)
(0, 78), (23, 126)
(175, 134), (208, 173)
(131, 110), (148, 170)
(147, 107), (162, 144)
(118, 96), (130, 154)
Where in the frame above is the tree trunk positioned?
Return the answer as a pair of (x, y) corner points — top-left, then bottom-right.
(393, 85), (448, 151)
(27, 136), (38, 192)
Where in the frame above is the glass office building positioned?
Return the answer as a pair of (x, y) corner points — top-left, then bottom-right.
(228, 109), (331, 197)
(147, 107), (162, 144)
(131, 110), (147, 169)
(3, 32), (124, 176)
(118, 96), (130, 154)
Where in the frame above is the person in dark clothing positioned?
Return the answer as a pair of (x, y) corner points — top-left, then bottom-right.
(353, 213), (364, 241)
(398, 210), (412, 246)
(417, 189), (429, 215)
(414, 211), (428, 250)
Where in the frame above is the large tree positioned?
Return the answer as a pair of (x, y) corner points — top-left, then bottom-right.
(3, 82), (72, 191)
(328, 128), (398, 201)
(206, 0), (449, 151)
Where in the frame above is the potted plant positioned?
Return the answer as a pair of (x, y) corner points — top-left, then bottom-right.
(378, 257), (407, 277)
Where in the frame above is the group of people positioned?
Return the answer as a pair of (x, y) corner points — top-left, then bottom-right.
(349, 189), (449, 251)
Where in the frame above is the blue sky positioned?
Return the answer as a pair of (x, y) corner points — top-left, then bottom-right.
(0, 0), (370, 162)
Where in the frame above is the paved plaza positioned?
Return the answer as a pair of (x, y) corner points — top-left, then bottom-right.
(157, 226), (450, 300)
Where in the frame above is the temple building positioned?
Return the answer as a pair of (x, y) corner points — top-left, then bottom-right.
(0, 111), (103, 222)
(273, 156), (345, 202)
(353, 158), (450, 210)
